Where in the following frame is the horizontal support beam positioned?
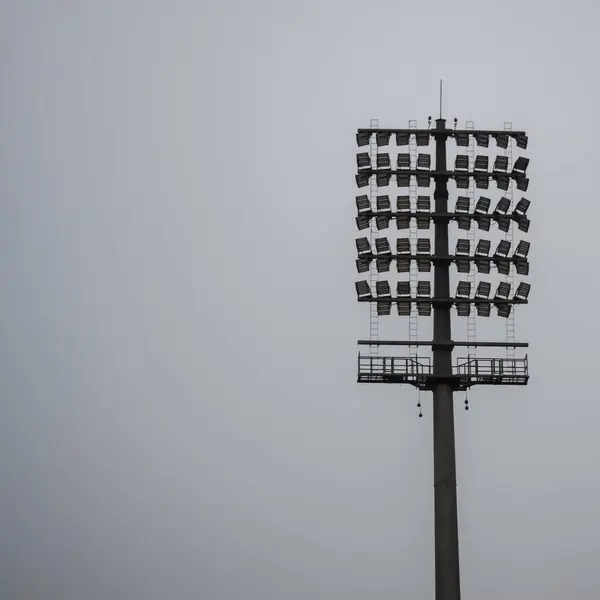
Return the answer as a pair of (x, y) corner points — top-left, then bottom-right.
(358, 211), (524, 220)
(357, 340), (529, 348)
(357, 253), (527, 263)
(357, 128), (526, 136)
(358, 169), (525, 178)
(357, 297), (527, 305)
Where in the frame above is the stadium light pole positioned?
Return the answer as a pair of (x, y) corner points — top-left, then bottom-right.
(353, 116), (531, 600)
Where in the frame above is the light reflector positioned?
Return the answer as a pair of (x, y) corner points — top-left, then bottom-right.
(455, 132), (469, 146)
(455, 155), (469, 171)
(355, 280), (371, 298)
(376, 258), (391, 273)
(397, 154), (411, 169)
(356, 131), (371, 147)
(377, 172), (391, 187)
(396, 132), (410, 146)
(495, 282), (511, 299)
(356, 258), (370, 273)
(375, 238), (391, 255)
(376, 281), (391, 297)
(495, 240), (511, 257)
(417, 154), (431, 170)
(493, 156), (509, 172)
(376, 132), (391, 147)
(356, 172), (370, 187)
(376, 195), (391, 212)
(356, 216), (370, 230)
(515, 240), (530, 258)
(516, 177), (529, 192)
(357, 153), (371, 170)
(513, 157), (530, 174)
(513, 198), (530, 217)
(356, 194), (370, 213)
(475, 132), (489, 147)
(378, 301), (392, 315)
(494, 133), (509, 149)
(514, 133), (528, 149)
(474, 155), (489, 172)
(515, 282), (531, 300)
(377, 154), (391, 169)
(416, 132), (429, 146)
(356, 237), (371, 255)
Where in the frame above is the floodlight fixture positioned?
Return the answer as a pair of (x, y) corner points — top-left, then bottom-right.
(356, 258), (370, 273)
(456, 281), (472, 298)
(356, 194), (370, 213)
(475, 132), (489, 147)
(474, 156), (489, 172)
(475, 280), (492, 317)
(475, 175), (489, 190)
(455, 132), (469, 146)
(417, 154), (431, 170)
(456, 238), (471, 273)
(516, 177), (529, 192)
(356, 172), (370, 188)
(515, 240), (531, 259)
(377, 153), (391, 169)
(416, 132), (430, 146)
(514, 133), (528, 149)
(376, 280), (391, 298)
(356, 237), (371, 256)
(355, 280), (371, 299)
(495, 174), (510, 191)
(376, 132), (391, 147)
(455, 175), (470, 189)
(396, 132), (410, 146)
(378, 301), (392, 315)
(515, 282), (531, 300)
(377, 172), (392, 187)
(356, 216), (370, 231)
(376, 258), (392, 273)
(495, 281), (511, 299)
(495, 240), (511, 258)
(512, 157), (530, 175)
(356, 131), (371, 147)
(516, 260), (530, 276)
(455, 155), (469, 171)
(518, 217), (531, 233)
(497, 304), (512, 318)
(357, 152), (371, 170)
(494, 133), (509, 149)
(375, 238), (391, 255)
(513, 198), (530, 218)
(377, 195), (391, 212)
(494, 197), (511, 216)
(397, 154), (411, 169)
(493, 156), (509, 173)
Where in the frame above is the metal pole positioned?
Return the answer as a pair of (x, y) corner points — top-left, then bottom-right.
(432, 118), (461, 600)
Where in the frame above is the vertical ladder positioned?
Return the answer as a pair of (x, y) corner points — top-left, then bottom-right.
(408, 120), (418, 360)
(466, 121), (476, 358)
(504, 122), (515, 360)
(369, 118), (379, 357)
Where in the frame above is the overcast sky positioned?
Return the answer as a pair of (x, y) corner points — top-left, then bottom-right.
(1, 1), (599, 599)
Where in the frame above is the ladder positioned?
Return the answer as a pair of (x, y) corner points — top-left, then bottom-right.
(369, 118), (379, 357)
(408, 120), (418, 360)
(504, 122), (515, 360)
(466, 121), (476, 358)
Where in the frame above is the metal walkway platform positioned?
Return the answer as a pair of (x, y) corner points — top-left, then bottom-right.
(357, 355), (529, 390)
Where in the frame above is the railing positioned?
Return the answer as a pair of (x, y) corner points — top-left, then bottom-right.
(358, 355), (431, 377)
(455, 356), (528, 378)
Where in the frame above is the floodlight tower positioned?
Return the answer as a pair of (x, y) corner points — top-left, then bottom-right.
(354, 118), (531, 600)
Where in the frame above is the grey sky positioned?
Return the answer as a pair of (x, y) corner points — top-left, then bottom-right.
(1, 1), (599, 598)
